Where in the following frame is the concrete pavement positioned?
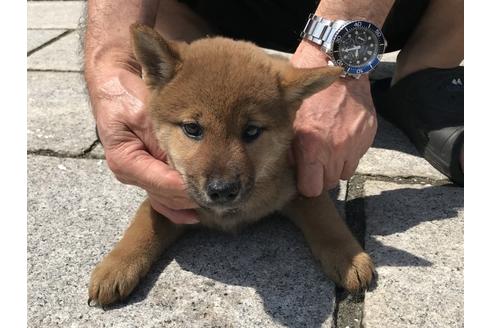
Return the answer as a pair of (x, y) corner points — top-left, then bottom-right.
(27, 2), (463, 327)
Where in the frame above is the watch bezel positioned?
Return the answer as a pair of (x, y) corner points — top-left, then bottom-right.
(331, 21), (386, 75)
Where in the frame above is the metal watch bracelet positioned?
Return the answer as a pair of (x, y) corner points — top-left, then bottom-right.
(300, 14), (348, 53)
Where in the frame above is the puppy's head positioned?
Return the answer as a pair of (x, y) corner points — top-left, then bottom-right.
(131, 24), (341, 211)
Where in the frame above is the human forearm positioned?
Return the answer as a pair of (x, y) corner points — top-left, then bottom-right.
(294, 0), (394, 69)
(84, 0), (159, 79)
(315, 0), (394, 27)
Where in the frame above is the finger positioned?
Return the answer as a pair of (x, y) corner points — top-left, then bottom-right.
(324, 178), (340, 190)
(149, 197), (200, 225)
(323, 160), (344, 190)
(293, 138), (324, 197)
(296, 159), (324, 197)
(125, 150), (199, 209)
(148, 189), (198, 211)
(340, 158), (360, 181)
(298, 161), (324, 197)
(145, 169), (200, 210)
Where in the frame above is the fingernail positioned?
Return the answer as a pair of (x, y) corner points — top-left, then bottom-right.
(186, 218), (200, 224)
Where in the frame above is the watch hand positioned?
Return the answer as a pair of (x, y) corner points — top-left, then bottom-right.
(343, 45), (362, 52)
(355, 48), (359, 58)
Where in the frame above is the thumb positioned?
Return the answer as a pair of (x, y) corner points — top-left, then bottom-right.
(123, 150), (197, 209)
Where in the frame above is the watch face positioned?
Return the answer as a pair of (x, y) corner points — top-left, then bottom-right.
(338, 28), (378, 66)
(332, 21), (386, 75)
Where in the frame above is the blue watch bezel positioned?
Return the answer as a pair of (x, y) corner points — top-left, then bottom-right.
(331, 21), (386, 75)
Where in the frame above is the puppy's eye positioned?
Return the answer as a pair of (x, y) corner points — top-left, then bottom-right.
(182, 122), (203, 139)
(242, 125), (263, 143)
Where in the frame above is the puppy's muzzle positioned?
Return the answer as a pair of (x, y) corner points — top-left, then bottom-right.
(206, 178), (241, 204)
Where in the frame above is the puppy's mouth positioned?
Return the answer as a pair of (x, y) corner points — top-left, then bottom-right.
(185, 176), (254, 212)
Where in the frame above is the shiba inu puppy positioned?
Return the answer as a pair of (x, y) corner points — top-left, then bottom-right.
(88, 24), (374, 306)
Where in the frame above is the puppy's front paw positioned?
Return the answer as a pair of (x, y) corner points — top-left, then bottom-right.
(319, 248), (375, 293)
(88, 254), (144, 306)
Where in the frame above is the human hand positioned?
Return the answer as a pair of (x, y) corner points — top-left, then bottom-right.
(290, 41), (377, 197)
(89, 68), (200, 224)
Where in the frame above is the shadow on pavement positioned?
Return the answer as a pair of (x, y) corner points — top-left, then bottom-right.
(102, 184), (462, 327)
(371, 115), (423, 156)
(114, 217), (335, 327)
(364, 184), (463, 267)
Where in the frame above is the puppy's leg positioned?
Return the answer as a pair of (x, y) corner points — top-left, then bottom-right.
(88, 198), (186, 306)
(282, 193), (374, 293)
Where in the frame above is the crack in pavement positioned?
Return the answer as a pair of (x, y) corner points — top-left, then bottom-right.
(27, 139), (103, 159)
(24, 149), (452, 187)
(333, 172), (455, 327)
(27, 29), (75, 57)
(357, 173), (451, 186)
(334, 175), (367, 328)
(27, 68), (82, 73)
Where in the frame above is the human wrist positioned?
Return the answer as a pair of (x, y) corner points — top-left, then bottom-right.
(84, 50), (145, 111)
(334, 77), (377, 119)
(85, 45), (140, 81)
(291, 40), (330, 68)
(331, 75), (372, 101)
(89, 66), (149, 147)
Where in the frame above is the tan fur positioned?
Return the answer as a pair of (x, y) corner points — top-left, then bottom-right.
(88, 24), (373, 306)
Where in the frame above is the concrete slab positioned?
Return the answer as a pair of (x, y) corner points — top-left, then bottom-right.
(28, 156), (337, 327)
(358, 116), (448, 180)
(369, 51), (399, 80)
(27, 29), (67, 54)
(28, 31), (82, 71)
(28, 1), (86, 29)
(27, 72), (96, 153)
(369, 61), (396, 80)
(380, 51), (399, 63)
(363, 181), (463, 328)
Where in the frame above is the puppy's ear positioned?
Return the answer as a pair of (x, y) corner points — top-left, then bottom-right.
(281, 66), (343, 103)
(130, 23), (185, 87)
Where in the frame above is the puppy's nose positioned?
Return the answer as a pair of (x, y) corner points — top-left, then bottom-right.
(206, 179), (241, 203)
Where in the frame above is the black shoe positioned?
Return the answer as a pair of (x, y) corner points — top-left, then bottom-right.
(371, 67), (464, 186)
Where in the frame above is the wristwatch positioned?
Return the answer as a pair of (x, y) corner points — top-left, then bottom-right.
(301, 14), (387, 78)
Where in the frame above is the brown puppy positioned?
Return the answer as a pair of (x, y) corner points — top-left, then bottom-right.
(88, 24), (374, 306)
